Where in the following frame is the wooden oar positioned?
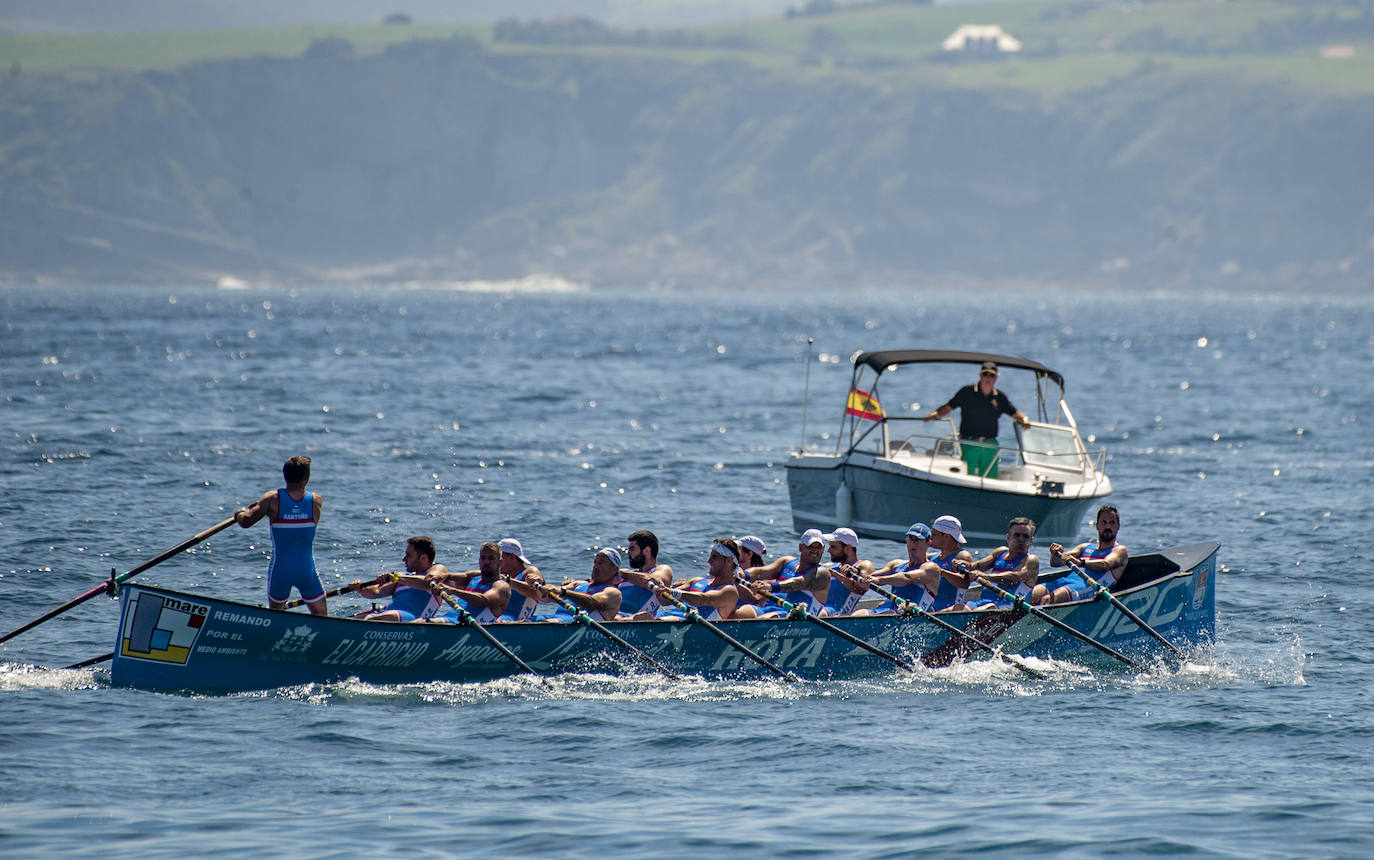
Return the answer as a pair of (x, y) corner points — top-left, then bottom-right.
(537, 585), (680, 680)
(1064, 558), (1184, 659)
(434, 590), (552, 689)
(652, 585), (799, 682)
(847, 573), (1047, 680)
(1, 515), (237, 646)
(737, 574), (919, 673)
(970, 572), (1143, 670)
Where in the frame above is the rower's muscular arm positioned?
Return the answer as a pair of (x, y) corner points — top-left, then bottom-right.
(235, 490), (278, 528)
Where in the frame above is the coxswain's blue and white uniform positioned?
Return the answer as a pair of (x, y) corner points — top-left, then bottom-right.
(869, 560), (933, 615)
(267, 489), (324, 604)
(965, 551), (1031, 610)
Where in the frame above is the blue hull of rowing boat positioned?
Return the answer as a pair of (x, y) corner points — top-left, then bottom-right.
(109, 542), (1219, 692)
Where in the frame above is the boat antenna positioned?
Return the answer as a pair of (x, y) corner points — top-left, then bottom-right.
(799, 337), (814, 454)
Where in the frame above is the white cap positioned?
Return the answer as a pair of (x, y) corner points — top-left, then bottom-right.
(498, 537), (523, 556)
(823, 527), (858, 549)
(932, 515), (966, 544)
(596, 546), (623, 568)
(799, 528), (826, 547)
(739, 535), (767, 557)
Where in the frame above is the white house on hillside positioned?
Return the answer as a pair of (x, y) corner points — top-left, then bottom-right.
(942, 24), (1022, 53)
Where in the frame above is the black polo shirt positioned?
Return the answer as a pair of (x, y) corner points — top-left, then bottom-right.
(943, 383), (1018, 440)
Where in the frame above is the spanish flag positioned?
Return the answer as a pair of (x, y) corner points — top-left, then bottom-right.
(845, 388), (885, 421)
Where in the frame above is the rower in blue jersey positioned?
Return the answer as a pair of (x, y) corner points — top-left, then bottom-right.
(655, 539), (741, 621)
(621, 530), (674, 620)
(495, 538), (544, 621)
(751, 529), (832, 617)
(426, 541), (511, 623)
(234, 455), (328, 615)
(818, 527), (875, 616)
(730, 535), (770, 618)
(963, 517), (1040, 610)
(352, 535), (447, 622)
(850, 522), (939, 616)
(926, 515), (975, 611)
(1036, 504), (1129, 605)
(540, 547), (624, 622)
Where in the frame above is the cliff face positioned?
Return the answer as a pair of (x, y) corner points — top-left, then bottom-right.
(2, 36), (1370, 287)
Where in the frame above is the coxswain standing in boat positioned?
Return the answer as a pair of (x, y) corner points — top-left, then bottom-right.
(746, 529), (832, 618)
(425, 541), (511, 623)
(652, 539), (741, 621)
(537, 547), (624, 622)
(620, 530), (674, 619)
(961, 517), (1040, 611)
(495, 538), (545, 621)
(351, 536), (446, 622)
(819, 527), (876, 617)
(922, 361), (1030, 480)
(234, 455), (328, 616)
(1035, 504), (1129, 605)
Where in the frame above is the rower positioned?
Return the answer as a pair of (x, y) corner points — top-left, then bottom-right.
(352, 536), (445, 622)
(425, 541), (510, 623)
(962, 517), (1039, 610)
(849, 522), (939, 616)
(654, 539), (741, 621)
(819, 527), (875, 616)
(1035, 504), (1129, 605)
(541, 547), (624, 622)
(620, 529), (674, 619)
(927, 515), (974, 610)
(750, 529), (830, 617)
(495, 537), (544, 621)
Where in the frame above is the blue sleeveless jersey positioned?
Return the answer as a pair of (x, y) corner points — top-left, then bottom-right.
(618, 573), (665, 616)
(267, 489), (323, 603)
(1080, 541), (1118, 588)
(432, 576), (502, 623)
(384, 584), (440, 621)
(967, 551), (1030, 609)
(930, 550), (968, 611)
(871, 561), (931, 614)
(500, 570), (539, 622)
(760, 559), (825, 616)
(821, 568), (863, 616)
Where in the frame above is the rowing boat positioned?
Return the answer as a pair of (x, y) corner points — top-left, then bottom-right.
(109, 541), (1218, 692)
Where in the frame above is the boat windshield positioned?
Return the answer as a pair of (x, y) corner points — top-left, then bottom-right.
(1018, 423), (1088, 472)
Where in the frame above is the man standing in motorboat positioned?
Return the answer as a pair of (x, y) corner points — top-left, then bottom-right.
(234, 454), (328, 615)
(1035, 504), (1129, 605)
(922, 361), (1030, 480)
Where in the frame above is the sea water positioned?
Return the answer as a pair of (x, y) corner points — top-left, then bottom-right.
(1, 282), (1370, 857)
